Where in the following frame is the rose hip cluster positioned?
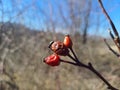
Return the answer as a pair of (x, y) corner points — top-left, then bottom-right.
(43, 35), (119, 90)
(43, 35), (72, 66)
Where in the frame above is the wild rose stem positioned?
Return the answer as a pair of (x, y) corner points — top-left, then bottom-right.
(98, 0), (120, 53)
(64, 58), (118, 90)
(66, 48), (118, 90)
(98, 0), (119, 37)
(69, 47), (80, 63)
(86, 63), (118, 90)
(67, 53), (76, 62)
(104, 39), (120, 57)
(60, 59), (77, 66)
(108, 29), (114, 40)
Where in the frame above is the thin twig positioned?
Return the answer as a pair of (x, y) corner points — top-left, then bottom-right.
(108, 29), (120, 52)
(60, 59), (77, 66)
(68, 48), (88, 67)
(98, 0), (120, 55)
(114, 37), (120, 52)
(98, 0), (119, 37)
(104, 39), (120, 58)
(67, 53), (76, 62)
(69, 47), (80, 63)
(108, 29), (114, 40)
(98, 0), (120, 53)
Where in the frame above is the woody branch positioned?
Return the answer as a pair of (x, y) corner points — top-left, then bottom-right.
(98, 0), (120, 57)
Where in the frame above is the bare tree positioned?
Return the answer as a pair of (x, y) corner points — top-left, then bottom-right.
(82, 0), (92, 44)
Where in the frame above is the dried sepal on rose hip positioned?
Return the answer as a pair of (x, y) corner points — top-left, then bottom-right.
(48, 41), (69, 56)
(63, 34), (73, 48)
(43, 54), (60, 66)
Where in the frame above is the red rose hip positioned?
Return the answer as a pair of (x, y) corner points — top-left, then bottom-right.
(63, 34), (73, 48)
(43, 54), (60, 66)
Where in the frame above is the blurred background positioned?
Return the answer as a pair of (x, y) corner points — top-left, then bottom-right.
(0, 0), (120, 90)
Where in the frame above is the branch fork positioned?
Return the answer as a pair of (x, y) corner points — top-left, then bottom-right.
(61, 46), (118, 90)
(98, 0), (120, 58)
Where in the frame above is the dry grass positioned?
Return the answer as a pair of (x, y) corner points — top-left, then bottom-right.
(1, 30), (120, 90)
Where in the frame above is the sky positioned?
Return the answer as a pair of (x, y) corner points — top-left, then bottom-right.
(0, 0), (120, 37)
